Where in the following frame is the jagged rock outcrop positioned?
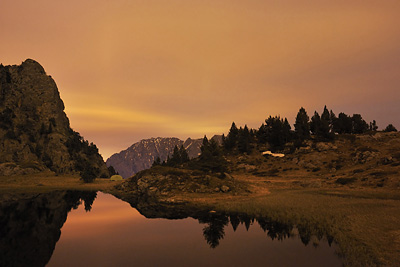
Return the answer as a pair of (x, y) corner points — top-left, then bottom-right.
(107, 136), (221, 178)
(0, 59), (108, 177)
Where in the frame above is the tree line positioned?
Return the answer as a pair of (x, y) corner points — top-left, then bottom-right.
(223, 106), (397, 153)
(151, 106), (397, 175)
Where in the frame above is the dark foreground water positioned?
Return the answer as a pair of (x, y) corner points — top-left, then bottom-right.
(0, 191), (342, 267)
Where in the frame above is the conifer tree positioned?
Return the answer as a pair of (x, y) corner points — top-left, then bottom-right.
(294, 107), (310, 141)
(198, 135), (227, 174)
(333, 112), (352, 134)
(351, 114), (369, 134)
(179, 145), (189, 163)
(310, 111), (321, 135)
(257, 123), (268, 144)
(224, 122), (239, 151)
(237, 125), (252, 154)
(383, 124), (397, 132)
(263, 116), (292, 150)
(369, 120), (378, 131)
(152, 156), (161, 167)
(320, 106), (333, 139)
(310, 106), (334, 140)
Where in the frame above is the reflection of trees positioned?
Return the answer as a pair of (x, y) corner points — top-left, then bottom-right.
(230, 214), (240, 232)
(81, 191), (97, 212)
(196, 212), (335, 249)
(257, 217), (293, 241)
(0, 191), (98, 267)
(200, 214), (229, 248)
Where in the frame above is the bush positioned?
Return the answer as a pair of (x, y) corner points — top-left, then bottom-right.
(81, 167), (98, 183)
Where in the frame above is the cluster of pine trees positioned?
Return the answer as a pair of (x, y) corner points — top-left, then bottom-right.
(151, 106), (397, 174)
(152, 137), (227, 175)
(152, 145), (190, 167)
(222, 106), (397, 154)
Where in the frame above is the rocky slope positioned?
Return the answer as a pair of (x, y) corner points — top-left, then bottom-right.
(0, 59), (108, 177)
(114, 131), (400, 203)
(107, 136), (221, 178)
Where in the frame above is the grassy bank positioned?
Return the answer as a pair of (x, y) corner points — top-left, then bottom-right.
(0, 173), (120, 197)
(166, 187), (400, 266)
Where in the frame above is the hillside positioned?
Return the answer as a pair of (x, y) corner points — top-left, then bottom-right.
(115, 131), (400, 199)
(0, 59), (108, 177)
(106, 136), (221, 178)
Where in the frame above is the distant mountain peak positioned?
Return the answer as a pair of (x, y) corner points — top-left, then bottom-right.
(106, 136), (221, 178)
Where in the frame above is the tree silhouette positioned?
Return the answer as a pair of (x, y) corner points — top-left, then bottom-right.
(201, 215), (229, 248)
(384, 124), (397, 132)
(333, 112), (352, 134)
(369, 120), (378, 131)
(197, 136), (227, 174)
(80, 191), (97, 212)
(294, 107), (310, 142)
(260, 116), (292, 150)
(152, 157), (161, 167)
(179, 145), (189, 163)
(224, 122), (239, 151)
(351, 114), (369, 134)
(237, 125), (253, 154)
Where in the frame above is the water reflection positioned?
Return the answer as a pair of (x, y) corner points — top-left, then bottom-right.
(196, 212), (335, 250)
(0, 191), (96, 267)
(1, 192), (342, 266)
(126, 198), (337, 250)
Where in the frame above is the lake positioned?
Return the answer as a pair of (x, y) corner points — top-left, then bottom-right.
(1, 191), (342, 266)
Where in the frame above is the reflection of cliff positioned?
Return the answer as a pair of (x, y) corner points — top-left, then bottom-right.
(0, 191), (96, 267)
(120, 197), (335, 249)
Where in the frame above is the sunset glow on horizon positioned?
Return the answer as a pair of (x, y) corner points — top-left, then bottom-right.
(2, 1), (399, 159)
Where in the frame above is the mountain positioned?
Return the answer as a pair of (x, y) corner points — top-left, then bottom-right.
(106, 136), (221, 178)
(0, 59), (108, 177)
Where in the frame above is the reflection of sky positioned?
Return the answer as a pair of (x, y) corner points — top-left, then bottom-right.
(1, 1), (400, 159)
(47, 192), (341, 266)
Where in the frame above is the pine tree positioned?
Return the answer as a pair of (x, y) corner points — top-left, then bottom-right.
(294, 107), (310, 141)
(224, 122), (239, 151)
(257, 123), (268, 144)
(320, 106), (333, 140)
(167, 145), (181, 166)
(198, 135), (227, 174)
(152, 156), (161, 167)
(179, 145), (189, 163)
(352, 114), (369, 134)
(333, 112), (352, 134)
(369, 120), (378, 131)
(237, 125), (252, 154)
(383, 124), (397, 132)
(263, 116), (292, 150)
(310, 111), (321, 135)
(310, 106), (334, 140)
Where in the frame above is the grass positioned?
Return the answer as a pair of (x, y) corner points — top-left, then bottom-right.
(175, 187), (400, 266)
(0, 172), (120, 197)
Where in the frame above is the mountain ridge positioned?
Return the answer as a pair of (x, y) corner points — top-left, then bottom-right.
(106, 135), (221, 178)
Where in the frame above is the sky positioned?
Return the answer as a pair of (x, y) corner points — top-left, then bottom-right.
(1, 1), (400, 159)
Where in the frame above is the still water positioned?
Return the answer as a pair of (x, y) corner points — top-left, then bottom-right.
(49, 192), (341, 267)
(0, 191), (342, 266)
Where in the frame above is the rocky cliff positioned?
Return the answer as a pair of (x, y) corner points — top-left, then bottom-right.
(106, 136), (222, 178)
(0, 59), (108, 177)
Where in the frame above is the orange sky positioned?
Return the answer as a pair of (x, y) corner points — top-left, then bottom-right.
(1, 1), (400, 159)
